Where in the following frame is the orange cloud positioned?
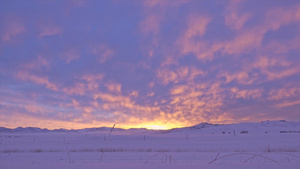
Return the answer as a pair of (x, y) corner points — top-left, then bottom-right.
(81, 74), (104, 82)
(170, 85), (189, 95)
(219, 54), (299, 85)
(273, 100), (300, 108)
(264, 68), (299, 81)
(139, 0), (190, 58)
(230, 87), (263, 99)
(93, 90), (160, 114)
(265, 6), (300, 31)
(71, 99), (94, 119)
(60, 49), (80, 63)
(160, 54), (179, 67)
(138, 1), (167, 53)
(156, 68), (178, 85)
(63, 82), (86, 95)
(177, 5), (300, 62)
(223, 29), (263, 55)
(185, 15), (212, 38)
(225, 5), (300, 54)
(21, 55), (50, 70)
(82, 74), (104, 91)
(156, 66), (205, 85)
(2, 20), (25, 42)
(179, 27), (262, 61)
(224, 0), (251, 30)
(253, 56), (291, 69)
(23, 104), (48, 115)
(16, 71), (58, 91)
(252, 56), (299, 81)
(263, 32), (300, 55)
(177, 15), (212, 60)
(223, 5), (300, 56)
(105, 83), (122, 94)
(269, 85), (300, 100)
(218, 71), (256, 85)
(130, 91), (139, 97)
(94, 92), (131, 104)
(166, 82), (224, 125)
(63, 73), (104, 95)
(39, 24), (62, 38)
(90, 44), (114, 63)
(147, 92), (155, 97)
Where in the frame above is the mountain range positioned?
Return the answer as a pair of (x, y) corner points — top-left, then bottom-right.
(1, 120), (300, 134)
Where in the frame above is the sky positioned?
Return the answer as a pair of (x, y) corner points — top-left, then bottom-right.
(0, 0), (300, 130)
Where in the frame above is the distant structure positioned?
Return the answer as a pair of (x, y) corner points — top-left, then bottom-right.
(280, 131), (300, 133)
(240, 131), (248, 134)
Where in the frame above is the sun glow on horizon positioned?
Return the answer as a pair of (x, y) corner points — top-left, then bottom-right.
(140, 125), (169, 130)
(131, 123), (186, 130)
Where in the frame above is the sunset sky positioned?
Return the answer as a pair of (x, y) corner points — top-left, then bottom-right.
(0, 0), (300, 129)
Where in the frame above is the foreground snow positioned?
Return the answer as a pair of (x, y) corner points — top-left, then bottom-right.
(1, 121), (300, 169)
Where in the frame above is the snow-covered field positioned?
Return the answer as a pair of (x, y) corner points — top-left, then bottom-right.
(1, 120), (300, 169)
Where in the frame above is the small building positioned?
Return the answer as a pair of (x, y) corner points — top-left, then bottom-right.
(240, 131), (248, 134)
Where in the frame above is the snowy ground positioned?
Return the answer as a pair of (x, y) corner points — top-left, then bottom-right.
(1, 121), (300, 169)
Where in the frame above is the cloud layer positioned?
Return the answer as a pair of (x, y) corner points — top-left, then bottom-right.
(1, 0), (299, 129)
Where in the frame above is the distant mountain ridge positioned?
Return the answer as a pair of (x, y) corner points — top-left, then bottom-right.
(0, 126), (125, 133)
(1, 120), (300, 133)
